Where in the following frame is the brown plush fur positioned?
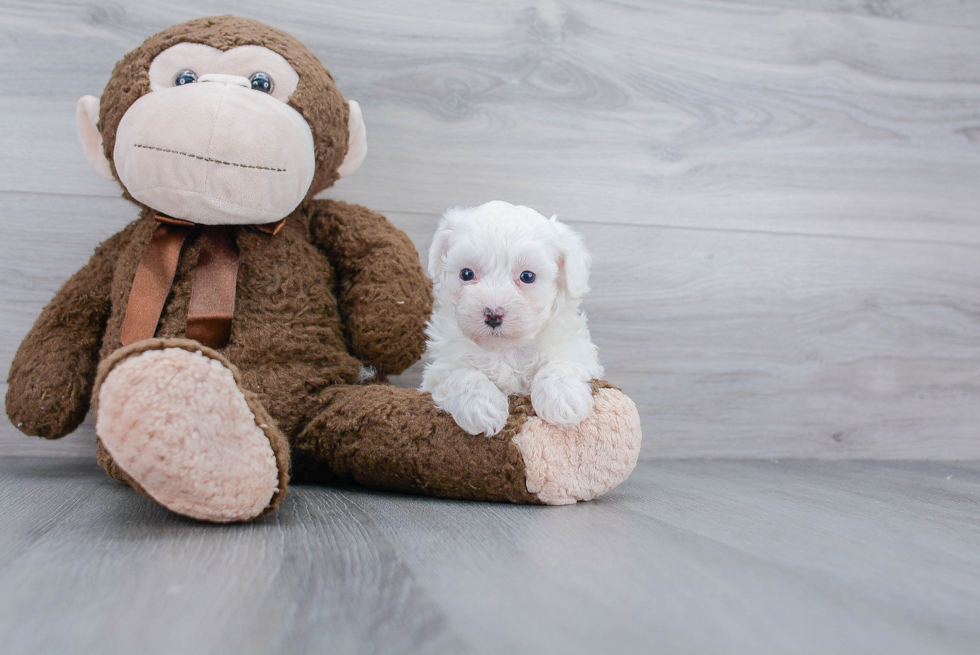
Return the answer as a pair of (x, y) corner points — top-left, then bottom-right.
(292, 387), (540, 504)
(6, 228), (130, 439)
(6, 17), (548, 514)
(92, 201), (432, 438)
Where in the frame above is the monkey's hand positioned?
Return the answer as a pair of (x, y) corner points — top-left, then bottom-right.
(310, 199), (433, 376)
(6, 230), (125, 439)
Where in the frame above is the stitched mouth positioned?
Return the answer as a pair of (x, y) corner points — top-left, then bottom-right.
(133, 144), (286, 172)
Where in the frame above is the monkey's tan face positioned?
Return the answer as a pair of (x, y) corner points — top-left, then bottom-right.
(113, 43), (316, 225)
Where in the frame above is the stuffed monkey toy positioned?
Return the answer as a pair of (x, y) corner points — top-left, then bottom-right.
(6, 16), (642, 522)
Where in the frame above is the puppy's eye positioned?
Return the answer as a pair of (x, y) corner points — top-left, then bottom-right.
(174, 70), (198, 86)
(250, 72), (274, 93)
(519, 271), (536, 284)
(460, 268), (475, 282)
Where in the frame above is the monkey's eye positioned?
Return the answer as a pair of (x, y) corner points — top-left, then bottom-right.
(249, 72), (274, 93)
(519, 271), (536, 284)
(174, 70), (198, 86)
(460, 268), (475, 282)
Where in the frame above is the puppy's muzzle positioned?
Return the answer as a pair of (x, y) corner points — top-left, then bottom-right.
(483, 308), (504, 329)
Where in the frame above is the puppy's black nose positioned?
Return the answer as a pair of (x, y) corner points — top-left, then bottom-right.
(484, 308), (504, 329)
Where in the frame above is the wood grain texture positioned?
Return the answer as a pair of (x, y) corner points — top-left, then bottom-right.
(1, 0), (980, 458)
(0, 458), (472, 655)
(2, 0), (979, 242)
(1, 457), (978, 654)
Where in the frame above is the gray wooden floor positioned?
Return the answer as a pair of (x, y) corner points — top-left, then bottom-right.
(1, 457), (979, 655)
(2, 1), (980, 653)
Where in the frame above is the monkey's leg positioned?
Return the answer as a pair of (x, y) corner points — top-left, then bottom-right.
(290, 381), (642, 505)
(93, 339), (290, 522)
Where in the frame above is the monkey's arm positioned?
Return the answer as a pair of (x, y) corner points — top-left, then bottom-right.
(6, 228), (129, 439)
(309, 199), (433, 375)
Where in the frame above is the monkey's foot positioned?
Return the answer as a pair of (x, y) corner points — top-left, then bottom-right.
(95, 340), (288, 522)
(513, 384), (642, 505)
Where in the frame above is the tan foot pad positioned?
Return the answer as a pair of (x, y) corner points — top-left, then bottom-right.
(96, 347), (279, 522)
(513, 388), (642, 505)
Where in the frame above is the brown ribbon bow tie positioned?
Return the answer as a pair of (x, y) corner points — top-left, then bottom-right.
(120, 212), (285, 350)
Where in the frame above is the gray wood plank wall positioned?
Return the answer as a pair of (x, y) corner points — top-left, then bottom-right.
(1, 0), (978, 459)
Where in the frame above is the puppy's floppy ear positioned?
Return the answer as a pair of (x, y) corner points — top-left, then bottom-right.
(428, 208), (463, 279)
(551, 216), (592, 298)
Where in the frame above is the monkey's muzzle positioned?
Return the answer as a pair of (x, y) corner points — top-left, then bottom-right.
(113, 81), (316, 225)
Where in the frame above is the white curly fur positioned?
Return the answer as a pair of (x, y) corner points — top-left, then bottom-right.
(421, 201), (603, 436)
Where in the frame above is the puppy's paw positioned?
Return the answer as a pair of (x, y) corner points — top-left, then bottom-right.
(447, 386), (511, 437)
(531, 375), (594, 426)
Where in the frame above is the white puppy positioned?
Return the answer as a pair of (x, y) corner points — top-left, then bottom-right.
(421, 200), (603, 436)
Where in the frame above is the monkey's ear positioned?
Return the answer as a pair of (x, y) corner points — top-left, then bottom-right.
(76, 95), (114, 181)
(337, 100), (367, 178)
